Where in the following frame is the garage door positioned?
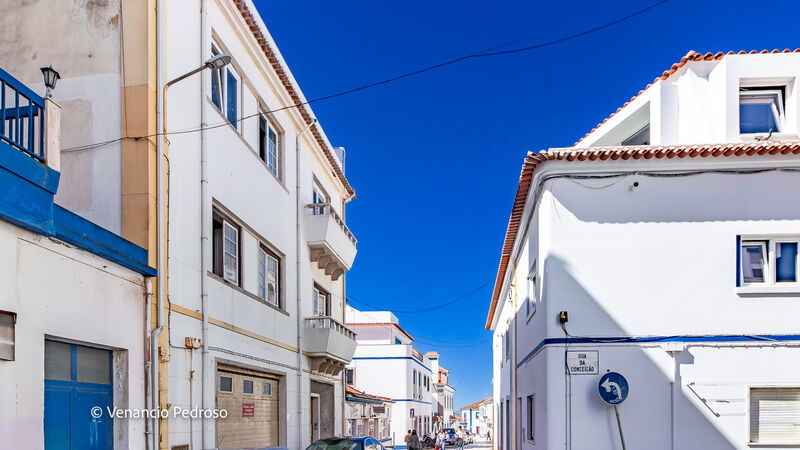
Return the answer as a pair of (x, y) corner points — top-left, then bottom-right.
(217, 367), (279, 449)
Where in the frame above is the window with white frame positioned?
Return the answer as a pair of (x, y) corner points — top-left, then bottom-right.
(749, 387), (800, 445)
(312, 284), (330, 316)
(740, 86), (785, 134)
(242, 379), (254, 395)
(312, 181), (329, 215)
(219, 375), (233, 393)
(262, 381), (272, 397)
(526, 394), (534, 442)
(740, 238), (799, 286)
(258, 246), (280, 307)
(210, 43), (240, 130)
(213, 209), (240, 285)
(526, 262), (537, 317)
(259, 113), (280, 178)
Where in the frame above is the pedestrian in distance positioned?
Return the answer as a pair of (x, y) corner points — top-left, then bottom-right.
(436, 429), (445, 450)
(408, 430), (421, 450)
(405, 430), (411, 443)
(455, 427), (464, 450)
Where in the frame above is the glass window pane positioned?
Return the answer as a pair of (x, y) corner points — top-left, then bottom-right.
(243, 379), (254, 395)
(262, 381), (272, 397)
(219, 375), (233, 393)
(226, 70), (238, 127)
(776, 242), (797, 282)
(258, 250), (266, 299)
(742, 244), (766, 283)
(45, 341), (72, 381)
(76, 346), (111, 384)
(740, 100), (778, 134)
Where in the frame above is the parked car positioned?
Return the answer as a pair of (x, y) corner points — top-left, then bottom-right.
(443, 428), (456, 446)
(306, 437), (388, 450)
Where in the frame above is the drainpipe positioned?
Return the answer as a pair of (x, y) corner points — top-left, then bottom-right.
(296, 119), (316, 448)
(200, 0), (210, 448)
(144, 278), (153, 450)
(152, 0), (165, 449)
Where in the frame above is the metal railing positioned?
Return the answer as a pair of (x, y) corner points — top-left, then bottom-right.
(305, 202), (357, 245)
(412, 346), (424, 363)
(0, 68), (45, 161)
(305, 315), (357, 340)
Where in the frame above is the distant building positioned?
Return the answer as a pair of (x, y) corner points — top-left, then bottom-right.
(428, 351), (457, 430)
(460, 398), (493, 436)
(488, 49), (800, 450)
(345, 306), (435, 446)
(345, 385), (394, 439)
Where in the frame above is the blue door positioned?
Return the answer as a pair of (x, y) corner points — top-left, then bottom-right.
(44, 340), (113, 450)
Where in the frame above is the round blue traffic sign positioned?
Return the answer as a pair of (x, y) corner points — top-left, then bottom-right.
(598, 372), (629, 405)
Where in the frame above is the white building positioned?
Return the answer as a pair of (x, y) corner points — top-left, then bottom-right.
(460, 398), (492, 436)
(1, 1), (358, 449)
(488, 49), (800, 450)
(428, 352), (457, 431)
(345, 306), (435, 446)
(345, 385), (394, 440)
(0, 68), (156, 449)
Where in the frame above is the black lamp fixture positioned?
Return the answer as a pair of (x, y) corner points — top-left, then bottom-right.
(40, 66), (61, 98)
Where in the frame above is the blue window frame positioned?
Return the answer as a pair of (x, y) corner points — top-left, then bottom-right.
(226, 70), (238, 128)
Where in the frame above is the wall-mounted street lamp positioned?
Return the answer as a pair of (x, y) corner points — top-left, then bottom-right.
(40, 66), (60, 98)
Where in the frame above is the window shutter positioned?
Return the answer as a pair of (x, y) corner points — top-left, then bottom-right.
(750, 387), (800, 444)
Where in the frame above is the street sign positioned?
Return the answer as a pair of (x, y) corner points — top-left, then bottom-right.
(567, 350), (598, 375)
(410, 408), (415, 418)
(242, 403), (255, 417)
(598, 372), (629, 405)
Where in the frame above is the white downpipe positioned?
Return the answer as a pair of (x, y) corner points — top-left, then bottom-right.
(144, 278), (153, 450)
(296, 119), (316, 448)
(152, 0), (165, 449)
(200, 0), (210, 447)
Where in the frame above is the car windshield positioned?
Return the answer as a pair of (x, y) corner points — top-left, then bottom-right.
(306, 439), (361, 450)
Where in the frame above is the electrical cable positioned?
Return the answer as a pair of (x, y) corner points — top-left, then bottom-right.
(345, 281), (490, 314)
(62, 0), (669, 153)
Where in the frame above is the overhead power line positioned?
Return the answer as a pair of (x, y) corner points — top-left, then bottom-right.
(62, 0), (668, 153)
(345, 281), (490, 314)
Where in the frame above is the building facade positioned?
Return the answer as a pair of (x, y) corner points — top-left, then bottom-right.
(428, 352), (457, 431)
(0, 68), (156, 449)
(460, 398), (492, 436)
(0, 1), (358, 449)
(345, 306), (435, 446)
(489, 50), (800, 450)
(345, 385), (394, 440)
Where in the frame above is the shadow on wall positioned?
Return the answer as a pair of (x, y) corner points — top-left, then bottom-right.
(547, 171), (800, 224)
(517, 256), (737, 449)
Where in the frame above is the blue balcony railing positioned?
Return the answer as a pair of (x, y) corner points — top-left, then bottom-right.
(0, 68), (45, 161)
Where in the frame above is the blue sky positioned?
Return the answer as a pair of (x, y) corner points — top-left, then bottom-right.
(254, 0), (800, 408)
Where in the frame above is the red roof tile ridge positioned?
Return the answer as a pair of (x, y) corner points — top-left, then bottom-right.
(486, 140), (800, 329)
(573, 49), (800, 147)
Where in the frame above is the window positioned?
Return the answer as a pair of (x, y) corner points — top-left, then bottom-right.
(621, 124), (650, 146)
(526, 394), (534, 441)
(740, 87), (785, 134)
(345, 368), (354, 385)
(312, 182), (329, 215)
(526, 262), (537, 317)
(226, 69), (238, 128)
(262, 381), (272, 397)
(0, 310), (15, 361)
(413, 369), (417, 385)
(219, 375), (233, 393)
(750, 387), (800, 445)
(312, 285), (330, 316)
(243, 379), (254, 395)
(505, 330), (510, 361)
(739, 238), (800, 287)
(258, 246), (280, 307)
(213, 210), (240, 285)
(395, 338), (401, 344)
(259, 114), (280, 177)
(211, 44), (224, 111)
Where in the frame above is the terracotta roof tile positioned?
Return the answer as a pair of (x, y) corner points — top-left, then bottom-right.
(574, 49), (800, 146)
(232, 0), (355, 198)
(346, 385), (394, 403)
(486, 141), (800, 329)
(346, 321), (415, 341)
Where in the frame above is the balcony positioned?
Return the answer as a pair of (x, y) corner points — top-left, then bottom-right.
(305, 203), (357, 280)
(0, 68), (49, 164)
(304, 316), (357, 375)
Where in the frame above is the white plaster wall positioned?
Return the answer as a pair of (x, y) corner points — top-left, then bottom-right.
(0, 221), (146, 450)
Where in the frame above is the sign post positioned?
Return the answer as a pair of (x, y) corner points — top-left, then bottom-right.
(598, 372), (629, 450)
